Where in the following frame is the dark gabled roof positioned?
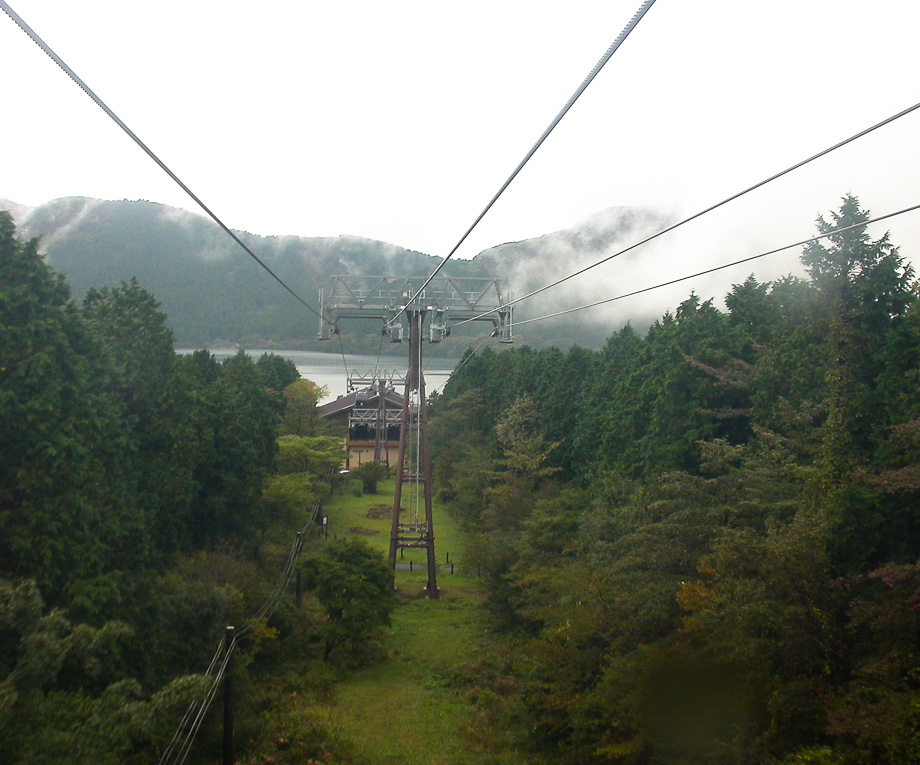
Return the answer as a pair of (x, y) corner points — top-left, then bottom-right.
(317, 388), (405, 419)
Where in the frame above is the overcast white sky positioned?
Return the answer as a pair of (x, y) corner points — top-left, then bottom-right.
(2, 0), (919, 321)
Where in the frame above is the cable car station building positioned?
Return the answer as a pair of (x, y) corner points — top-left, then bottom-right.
(317, 378), (404, 470)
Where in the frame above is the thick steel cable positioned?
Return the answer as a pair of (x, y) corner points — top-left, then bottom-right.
(389, 0), (658, 327)
(337, 332), (351, 386)
(0, 0), (325, 322)
(453, 99), (920, 329)
(511, 202), (920, 328)
(428, 332), (494, 396)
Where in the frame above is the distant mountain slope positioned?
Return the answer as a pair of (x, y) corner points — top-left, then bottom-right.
(6, 196), (664, 351)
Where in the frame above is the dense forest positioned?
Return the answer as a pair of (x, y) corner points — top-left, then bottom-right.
(4, 193), (920, 763)
(0, 210), (349, 762)
(429, 195), (920, 763)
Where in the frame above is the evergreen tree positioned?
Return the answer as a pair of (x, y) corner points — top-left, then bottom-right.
(0, 213), (136, 602)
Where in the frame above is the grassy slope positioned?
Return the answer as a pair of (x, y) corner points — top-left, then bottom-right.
(316, 478), (529, 765)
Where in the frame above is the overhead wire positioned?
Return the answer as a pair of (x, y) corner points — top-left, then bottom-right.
(389, 0), (658, 327)
(0, 0), (324, 322)
(173, 639), (236, 765)
(510, 202), (920, 329)
(337, 332), (351, 389)
(452, 99), (920, 330)
(160, 500), (321, 761)
(158, 636), (228, 765)
(373, 320), (385, 382)
(428, 331), (495, 397)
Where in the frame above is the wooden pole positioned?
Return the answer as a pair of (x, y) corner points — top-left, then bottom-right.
(223, 626), (234, 765)
(295, 533), (302, 607)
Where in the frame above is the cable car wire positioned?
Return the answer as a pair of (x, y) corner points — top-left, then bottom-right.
(388, 0), (658, 327)
(428, 332), (495, 397)
(510, 202), (920, 329)
(451, 99), (920, 330)
(0, 0), (324, 322)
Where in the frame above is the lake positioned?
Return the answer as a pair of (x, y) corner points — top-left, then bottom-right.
(177, 348), (457, 402)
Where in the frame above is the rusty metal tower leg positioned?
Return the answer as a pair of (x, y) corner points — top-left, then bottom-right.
(374, 379), (385, 465)
(387, 310), (439, 598)
(418, 359), (438, 598)
(389, 371), (411, 578)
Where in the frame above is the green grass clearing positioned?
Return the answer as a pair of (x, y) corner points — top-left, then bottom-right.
(306, 477), (529, 764)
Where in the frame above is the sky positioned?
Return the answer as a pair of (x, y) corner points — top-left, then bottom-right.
(2, 0), (920, 327)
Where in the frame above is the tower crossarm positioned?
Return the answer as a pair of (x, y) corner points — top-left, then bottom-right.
(318, 275), (513, 344)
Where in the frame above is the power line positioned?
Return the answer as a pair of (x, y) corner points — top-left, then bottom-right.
(158, 636), (229, 765)
(161, 501), (321, 762)
(174, 640), (236, 765)
(452, 99), (920, 329)
(511, 202), (920, 329)
(0, 0), (324, 322)
(390, 0), (658, 326)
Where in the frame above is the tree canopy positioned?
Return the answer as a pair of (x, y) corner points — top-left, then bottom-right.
(429, 196), (920, 763)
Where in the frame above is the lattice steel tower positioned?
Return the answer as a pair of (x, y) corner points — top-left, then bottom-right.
(319, 276), (512, 597)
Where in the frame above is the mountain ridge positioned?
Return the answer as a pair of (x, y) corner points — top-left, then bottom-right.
(3, 195), (665, 351)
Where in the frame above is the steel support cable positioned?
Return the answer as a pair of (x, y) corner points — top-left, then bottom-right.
(0, 0), (324, 322)
(387, 0), (658, 328)
(338, 332), (350, 383)
(428, 331), (494, 396)
(452, 100), (920, 330)
(510, 202), (920, 329)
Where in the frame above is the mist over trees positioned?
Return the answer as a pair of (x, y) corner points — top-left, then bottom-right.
(430, 195), (920, 763)
(9, 196), (656, 351)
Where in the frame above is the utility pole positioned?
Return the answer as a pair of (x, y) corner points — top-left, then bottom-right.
(223, 626), (234, 765)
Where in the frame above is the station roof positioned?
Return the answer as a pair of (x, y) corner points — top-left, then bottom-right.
(317, 388), (405, 419)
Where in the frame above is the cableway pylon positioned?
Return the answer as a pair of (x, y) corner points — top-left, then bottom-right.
(319, 276), (512, 597)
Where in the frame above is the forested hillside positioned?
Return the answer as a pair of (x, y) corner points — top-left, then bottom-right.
(429, 195), (920, 763)
(6, 193), (920, 764)
(0, 211), (347, 762)
(6, 196), (659, 351)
